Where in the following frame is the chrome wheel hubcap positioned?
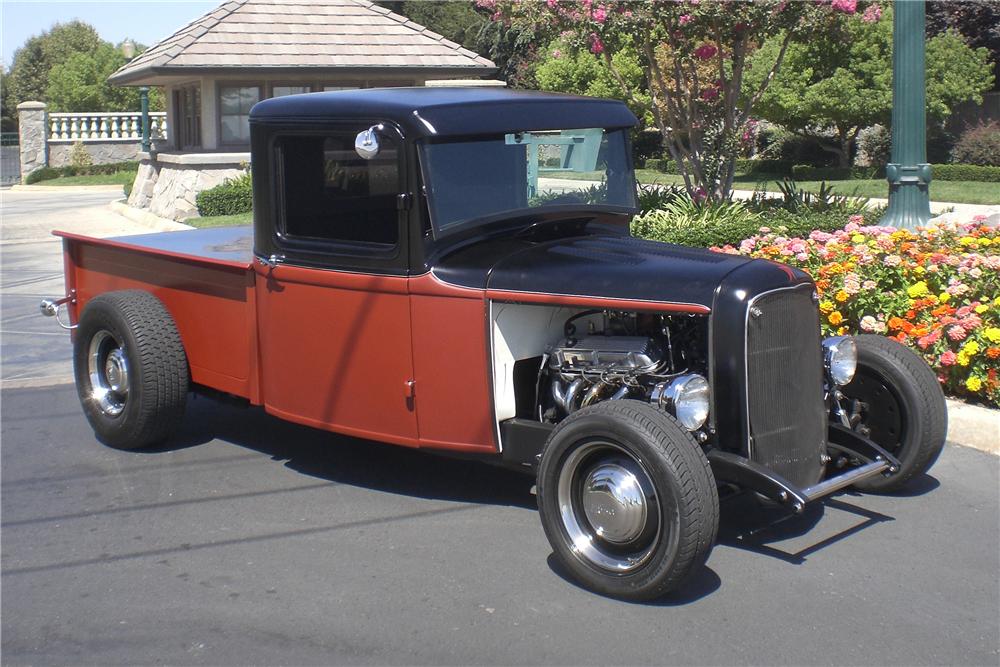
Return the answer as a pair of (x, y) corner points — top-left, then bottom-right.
(581, 463), (648, 544)
(88, 331), (129, 417)
(557, 441), (661, 573)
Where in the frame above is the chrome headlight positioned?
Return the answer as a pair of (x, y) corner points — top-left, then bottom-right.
(823, 336), (857, 386)
(651, 374), (710, 431)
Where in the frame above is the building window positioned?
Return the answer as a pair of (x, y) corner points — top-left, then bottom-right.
(277, 131), (400, 247)
(323, 85), (360, 91)
(219, 85), (260, 145)
(173, 85), (201, 149)
(272, 85), (311, 98)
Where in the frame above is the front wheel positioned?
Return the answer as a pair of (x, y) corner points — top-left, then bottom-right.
(840, 335), (947, 493)
(74, 290), (189, 449)
(536, 400), (718, 601)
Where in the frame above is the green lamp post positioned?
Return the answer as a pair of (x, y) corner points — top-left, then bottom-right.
(139, 86), (150, 153)
(880, 0), (932, 229)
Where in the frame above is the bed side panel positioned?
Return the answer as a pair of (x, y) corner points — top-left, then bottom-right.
(65, 240), (258, 401)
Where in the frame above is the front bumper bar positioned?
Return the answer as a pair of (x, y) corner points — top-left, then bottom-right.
(707, 425), (901, 512)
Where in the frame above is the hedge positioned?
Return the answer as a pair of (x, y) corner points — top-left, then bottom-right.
(25, 161), (139, 184)
(791, 163), (1000, 183)
(645, 158), (794, 176)
(195, 172), (253, 216)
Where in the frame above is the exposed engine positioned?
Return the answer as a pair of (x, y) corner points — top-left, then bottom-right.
(540, 310), (710, 431)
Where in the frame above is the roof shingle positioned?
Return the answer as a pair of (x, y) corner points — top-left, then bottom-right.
(109, 0), (495, 85)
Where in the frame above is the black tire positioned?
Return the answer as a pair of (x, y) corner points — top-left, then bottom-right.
(536, 400), (718, 601)
(842, 334), (947, 493)
(73, 290), (189, 450)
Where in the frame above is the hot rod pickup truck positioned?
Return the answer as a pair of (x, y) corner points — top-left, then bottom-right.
(42, 88), (946, 601)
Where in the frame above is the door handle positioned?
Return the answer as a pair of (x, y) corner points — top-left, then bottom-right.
(255, 254), (283, 269)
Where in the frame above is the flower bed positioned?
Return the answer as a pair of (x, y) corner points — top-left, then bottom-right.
(715, 216), (1000, 406)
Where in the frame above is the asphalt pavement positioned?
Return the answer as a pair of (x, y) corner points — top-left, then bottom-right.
(2, 189), (998, 665)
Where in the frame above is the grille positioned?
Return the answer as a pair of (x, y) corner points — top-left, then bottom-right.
(746, 286), (826, 488)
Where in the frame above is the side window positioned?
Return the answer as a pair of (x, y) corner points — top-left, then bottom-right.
(276, 132), (401, 247)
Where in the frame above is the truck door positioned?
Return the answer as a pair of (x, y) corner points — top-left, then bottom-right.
(253, 128), (418, 445)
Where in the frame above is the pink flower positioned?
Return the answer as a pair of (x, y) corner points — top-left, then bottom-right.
(917, 331), (941, 350)
(883, 255), (901, 267)
(861, 3), (882, 22)
(860, 315), (878, 332)
(831, 0), (857, 14)
(694, 43), (718, 60)
(862, 280), (877, 290)
(589, 33), (604, 54)
(694, 187), (707, 203)
(679, 14), (692, 25)
(551, 48), (562, 59)
(593, 5), (607, 23)
(547, 0), (558, 7)
(700, 87), (719, 101)
(960, 315), (981, 332)
(947, 325), (967, 342)
(848, 214), (864, 225)
(940, 350), (957, 366)
(972, 214), (987, 222)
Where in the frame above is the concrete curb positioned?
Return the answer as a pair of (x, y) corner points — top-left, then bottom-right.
(109, 199), (193, 232)
(10, 184), (126, 194)
(946, 399), (1000, 455)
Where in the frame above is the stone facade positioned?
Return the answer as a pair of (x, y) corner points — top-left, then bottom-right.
(49, 141), (149, 168)
(17, 102), (48, 181)
(128, 154), (246, 221)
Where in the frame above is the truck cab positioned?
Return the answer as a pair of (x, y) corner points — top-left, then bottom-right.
(45, 88), (946, 600)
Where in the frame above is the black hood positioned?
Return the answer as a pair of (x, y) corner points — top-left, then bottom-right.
(431, 233), (808, 310)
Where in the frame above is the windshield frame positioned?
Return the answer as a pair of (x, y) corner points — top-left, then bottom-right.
(416, 127), (638, 240)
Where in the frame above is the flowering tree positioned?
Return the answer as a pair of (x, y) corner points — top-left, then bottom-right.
(482, 0), (869, 202)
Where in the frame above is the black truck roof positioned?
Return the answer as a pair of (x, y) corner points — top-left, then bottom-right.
(248, 87), (638, 139)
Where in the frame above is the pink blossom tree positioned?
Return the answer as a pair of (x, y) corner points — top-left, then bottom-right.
(483, 0), (870, 202)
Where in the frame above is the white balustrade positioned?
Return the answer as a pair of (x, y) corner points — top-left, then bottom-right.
(47, 112), (168, 142)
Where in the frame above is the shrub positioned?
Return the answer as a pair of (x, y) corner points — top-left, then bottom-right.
(748, 180), (870, 215)
(856, 125), (891, 167)
(635, 181), (683, 214)
(951, 121), (1000, 166)
(715, 219), (1000, 406)
(736, 158), (794, 176)
(932, 163), (1000, 182)
(631, 194), (762, 247)
(631, 129), (664, 167)
(195, 172), (253, 216)
(68, 141), (93, 169)
(24, 161), (139, 184)
(791, 165), (883, 181)
(645, 158), (678, 174)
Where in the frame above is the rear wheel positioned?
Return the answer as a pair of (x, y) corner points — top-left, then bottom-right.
(73, 290), (189, 449)
(536, 400), (718, 601)
(841, 335), (947, 492)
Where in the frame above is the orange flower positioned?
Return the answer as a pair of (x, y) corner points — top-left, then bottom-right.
(888, 317), (907, 331)
(987, 347), (1000, 359)
(829, 311), (844, 326)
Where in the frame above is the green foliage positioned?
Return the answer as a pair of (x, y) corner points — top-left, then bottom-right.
(754, 179), (870, 215)
(932, 163), (1000, 183)
(790, 163), (1000, 183)
(631, 130), (663, 166)
(377, 1), (485, 51)
(535, 39), (652, 125)
(951, 121), (1000, 167)
(631, 194), (761, 247)
(46, 42), (163, 112)
(647, 158), (793, 177)
(68, 141), (93, 168)
(749, 8), (994, 167)
(24, 161), (138, 184)
(195, 172), (254, 216)
(857, 124), (891, 166)
(475, 16), (539, 89)
(7, 21), (102, 108)
(636, 182), (683, 214)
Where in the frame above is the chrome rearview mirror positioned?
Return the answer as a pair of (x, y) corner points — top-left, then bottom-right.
(355, 124), (384, 160)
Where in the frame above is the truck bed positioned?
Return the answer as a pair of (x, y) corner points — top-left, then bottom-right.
(56, 226), (261, 402)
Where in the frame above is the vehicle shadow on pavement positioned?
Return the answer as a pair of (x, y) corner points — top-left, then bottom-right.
(713, 482), (934, 565)
(544, 554), (723, 606)
(150, 394), (538, 510)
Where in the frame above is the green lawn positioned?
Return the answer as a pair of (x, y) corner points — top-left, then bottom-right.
(185, 211), (252, 228)
(550, 169), (999, 205)
(33, 171), (136, 186)
(637, 171), (999, 205)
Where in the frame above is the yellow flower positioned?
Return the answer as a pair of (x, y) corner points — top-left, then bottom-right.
(835, 290), (849, 303)
(957, 351), (970, 367)
(906, 281), (929, 298)
(962, 341), (980, 356)
(959, 236), (976, 246)
(829, 311), (844, 326)
(837, 326), (848, 335)
(995, 296), (1000, 306)
(985, 327), (1000, 344)
(851, 234), (865, 243)
(914, 266), (925, 275)
(820, 300), (835, 314)
(975, 304), (988, 314)
(939, 293), (950, 303)
(966, 376), (983, 392)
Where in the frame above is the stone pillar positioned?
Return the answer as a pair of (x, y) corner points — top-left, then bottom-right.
(17, 101), (48, 183)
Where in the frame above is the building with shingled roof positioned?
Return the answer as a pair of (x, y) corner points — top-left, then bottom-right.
(114, 0), (497, 220)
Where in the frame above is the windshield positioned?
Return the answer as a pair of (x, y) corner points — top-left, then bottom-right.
(418, 128), (636, 237)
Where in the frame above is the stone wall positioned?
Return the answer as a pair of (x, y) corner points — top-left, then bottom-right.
(49, 141), (146, 167)
(128, 154), (246, 221)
